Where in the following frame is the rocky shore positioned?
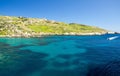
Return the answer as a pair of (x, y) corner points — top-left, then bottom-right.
(0, 32), (118, 38)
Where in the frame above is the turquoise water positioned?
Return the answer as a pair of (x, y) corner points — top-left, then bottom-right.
(0, 34), (120, 76)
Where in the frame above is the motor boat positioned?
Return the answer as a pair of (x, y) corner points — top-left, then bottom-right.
(107, 36), (119, 40)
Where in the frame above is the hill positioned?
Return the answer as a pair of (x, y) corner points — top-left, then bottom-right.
(0, 16), (108, 37)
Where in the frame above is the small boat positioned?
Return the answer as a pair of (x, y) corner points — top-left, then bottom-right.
(107, 36), (119, 40)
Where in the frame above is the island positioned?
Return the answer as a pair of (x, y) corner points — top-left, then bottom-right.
(0, 15), (114, 37)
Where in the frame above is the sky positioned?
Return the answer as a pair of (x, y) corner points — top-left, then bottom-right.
(0, 0), (120, 32)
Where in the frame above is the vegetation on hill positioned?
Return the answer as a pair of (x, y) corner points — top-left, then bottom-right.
(0, 16), (107, 37)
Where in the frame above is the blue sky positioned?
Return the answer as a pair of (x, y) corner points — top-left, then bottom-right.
(0, 0), (120, 32)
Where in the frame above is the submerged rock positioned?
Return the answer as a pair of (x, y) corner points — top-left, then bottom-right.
(87, 61), (120, 76)
(0, 43), (48, 76)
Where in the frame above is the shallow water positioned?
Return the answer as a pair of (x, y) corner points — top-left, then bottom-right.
(0, 34), (120, 76)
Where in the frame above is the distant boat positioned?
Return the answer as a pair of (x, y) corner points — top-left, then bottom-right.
(107, 36), (119, 40)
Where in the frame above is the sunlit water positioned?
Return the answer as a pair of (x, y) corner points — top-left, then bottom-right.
(0, 34), (120, 76)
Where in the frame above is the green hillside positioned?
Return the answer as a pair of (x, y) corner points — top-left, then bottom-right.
(0, 16), (107, 37)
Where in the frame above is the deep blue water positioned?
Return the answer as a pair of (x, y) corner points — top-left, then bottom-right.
(0, 34), (120, 76)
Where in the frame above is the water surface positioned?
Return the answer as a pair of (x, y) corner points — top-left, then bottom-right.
(0, 34), (120, 76)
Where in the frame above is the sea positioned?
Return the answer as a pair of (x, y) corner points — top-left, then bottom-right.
(0, 34), (120, 76)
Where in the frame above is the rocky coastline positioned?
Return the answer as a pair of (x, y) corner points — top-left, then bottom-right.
(0, 16), (112, 38)
(0, 32), (119, 38)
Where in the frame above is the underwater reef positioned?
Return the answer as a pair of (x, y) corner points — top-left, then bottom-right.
(87, 61), (120, 76)
(0, 42), (48, 76)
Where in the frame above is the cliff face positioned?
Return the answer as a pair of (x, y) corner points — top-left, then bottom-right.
(0, 16), (108, 37)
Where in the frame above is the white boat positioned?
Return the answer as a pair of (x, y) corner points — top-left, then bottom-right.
(107, 36), (119, 40)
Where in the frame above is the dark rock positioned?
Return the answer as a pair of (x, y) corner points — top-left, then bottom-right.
(0, 43), (48, 76)
(87, 61), (120, 76)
